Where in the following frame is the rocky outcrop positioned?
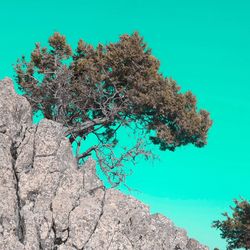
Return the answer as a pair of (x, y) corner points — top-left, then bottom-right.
(0, 78), (209, 250)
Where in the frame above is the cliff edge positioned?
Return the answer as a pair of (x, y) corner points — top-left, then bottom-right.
(0, 78), (208, 250)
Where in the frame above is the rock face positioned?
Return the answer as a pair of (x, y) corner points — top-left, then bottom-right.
(0, 78), (209, 250)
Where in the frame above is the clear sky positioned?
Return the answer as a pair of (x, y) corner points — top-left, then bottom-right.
(1, 1), (250, 249)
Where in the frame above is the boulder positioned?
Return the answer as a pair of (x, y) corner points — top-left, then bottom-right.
(0, 78), (209, 250)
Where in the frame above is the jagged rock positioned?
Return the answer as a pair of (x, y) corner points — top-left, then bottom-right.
(0, 78), (209, 250)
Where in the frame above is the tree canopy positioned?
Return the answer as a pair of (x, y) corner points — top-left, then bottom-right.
(213, 198), (250, 250)
(15, 32), (212, 185)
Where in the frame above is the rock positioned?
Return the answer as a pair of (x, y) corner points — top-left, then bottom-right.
(0, 78), (209, 250)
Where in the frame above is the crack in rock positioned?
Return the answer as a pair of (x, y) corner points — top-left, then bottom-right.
(82, 188), (106, 249)
(10, 141), (25, 243)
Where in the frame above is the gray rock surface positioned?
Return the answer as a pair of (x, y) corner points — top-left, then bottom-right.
(0, 78), (209, 250)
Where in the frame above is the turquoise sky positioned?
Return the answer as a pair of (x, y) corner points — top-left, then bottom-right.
(1, 1), (250, 249)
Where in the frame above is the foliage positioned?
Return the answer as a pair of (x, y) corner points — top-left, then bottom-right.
(212, 198), (250, 250)
(15, 32), (212, 185)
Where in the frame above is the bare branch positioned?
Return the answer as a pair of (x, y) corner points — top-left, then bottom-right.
(77, 145), (98, 161)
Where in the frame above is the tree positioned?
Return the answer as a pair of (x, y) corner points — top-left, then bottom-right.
(14, 32), (212, 185)
(212, 198), (250, 250)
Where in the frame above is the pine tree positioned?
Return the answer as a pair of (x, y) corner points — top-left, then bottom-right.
(213, 198), (250, 250)
(14, 32), (212, 185)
